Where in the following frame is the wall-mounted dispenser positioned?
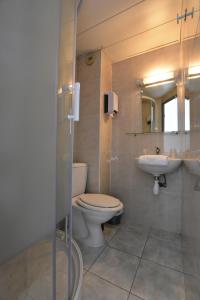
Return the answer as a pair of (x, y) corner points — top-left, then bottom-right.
(104, 91), (119, 117)
(58, 82), (80, 122)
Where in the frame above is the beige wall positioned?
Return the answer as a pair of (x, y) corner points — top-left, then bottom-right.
(74, 51), (101, 192)
(182, 38), (200, 300)
(74, 50), (112, 193)
(99, 51), (112, 194)
(182, 130), (200, 300)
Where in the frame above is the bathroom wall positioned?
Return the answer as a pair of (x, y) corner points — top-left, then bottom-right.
(0, 0), (77, 297)
(75, 39), (199, 237)
(0, 0), (60, 263)
(111, 43), (191, 233)
(74, 51), (101, 192)
(182, 35), (200, 299)
(182, 158), (200, 299)
(182, 130), (200, 299)
(74, 50), (112, 193)
(99, 51), (112, 194)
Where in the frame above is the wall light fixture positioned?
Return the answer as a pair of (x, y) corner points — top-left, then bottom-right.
(143, 71), (174, 88)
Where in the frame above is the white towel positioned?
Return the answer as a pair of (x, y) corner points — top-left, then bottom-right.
(139, 155), (169, 166)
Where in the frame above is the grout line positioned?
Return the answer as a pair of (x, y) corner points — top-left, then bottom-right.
(128, 293), (145, 300)
(106, 244), (141, 260)
(128, 256), (142, 298)
(83, 268), (89, 278)
(140, 231), (150, 258)
(141, 257), (185, 275)
(108, 245), (141, 259)
(148, 237), (183, 250)
(128, 233), (150, 298)
(143, 255), (199, 278)
(86, 245), (107, 272)
(106, 225), (121, 242)
(87, 270), (130, 293)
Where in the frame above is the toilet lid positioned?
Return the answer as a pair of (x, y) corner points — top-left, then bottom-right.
(78, 194), (120, 209)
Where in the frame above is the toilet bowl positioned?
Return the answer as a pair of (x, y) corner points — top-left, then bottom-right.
(72, 163), (123, 247)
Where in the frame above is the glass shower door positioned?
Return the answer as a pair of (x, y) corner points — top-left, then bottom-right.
(181, 1), (200, 299)
(0, 0), (77, 299)
(56, 0), (78, 299)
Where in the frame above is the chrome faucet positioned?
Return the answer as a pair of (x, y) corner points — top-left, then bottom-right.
(155, 147), (160, 155)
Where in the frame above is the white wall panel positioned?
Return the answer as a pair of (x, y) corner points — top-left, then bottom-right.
(77, 0), (182, 61)
(105, 20), (180, 62)
(78, 0), (143, 33)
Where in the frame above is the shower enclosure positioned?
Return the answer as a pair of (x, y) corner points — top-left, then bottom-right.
(182, 8), (200, 299)
(0, 0), (80, 299)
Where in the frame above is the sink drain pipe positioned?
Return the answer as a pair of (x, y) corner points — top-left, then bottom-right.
(153, 176), (160, 195)
(153, 175), (167, 195)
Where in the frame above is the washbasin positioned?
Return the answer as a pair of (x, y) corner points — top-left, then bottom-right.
(136, 155), (182, 176)
(184, 158), (200, 176)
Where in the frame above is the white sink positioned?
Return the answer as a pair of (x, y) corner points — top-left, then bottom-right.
(137, 155), (182, 176)
(184, 159), (200, 176)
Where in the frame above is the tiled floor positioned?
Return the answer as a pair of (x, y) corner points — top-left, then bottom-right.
(18, 240), (69, 300)
(77, 223), (187, 300)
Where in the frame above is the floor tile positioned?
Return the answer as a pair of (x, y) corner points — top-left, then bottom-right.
(143, 238), (183, 271)
(82, 272), (129, 300)
(56, 270), (68, 300)
(90, 246), (139, 291)
(77, 242), (105, 270)
(25, 275), (52, 300)
(150, 228), (182, 249)
(109, 227), (147, 257)
(184, 273), (200, 300)
(103, 223), (120, 242)
(18, 292), (34, 300)
(121, 223), (149, 237)
(128, 294), (144, 300)
(132, 260), (186, 300)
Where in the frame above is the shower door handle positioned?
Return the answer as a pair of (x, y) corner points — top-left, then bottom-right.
(67, 82), (80, 122)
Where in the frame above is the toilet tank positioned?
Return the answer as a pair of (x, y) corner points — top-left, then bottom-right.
(72, 163), (88, 197)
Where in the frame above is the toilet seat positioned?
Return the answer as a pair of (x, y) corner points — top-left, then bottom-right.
(77, 194), (122, 212)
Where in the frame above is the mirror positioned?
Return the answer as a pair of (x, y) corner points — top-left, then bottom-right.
(185, 77), (200, 131)
(140, 79), (191, 133)
(141, 81), (177, 133)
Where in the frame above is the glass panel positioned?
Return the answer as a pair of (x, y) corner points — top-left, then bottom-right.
(163, 97), (178, 132)
(185, 98), (190, 131)
(141, 81), (177, 133)
(0, 239), (54, 300)
(0, 0), (60, 293)
(56, 0), (77, 299)
(0, 0), (59, 265)
(0, 0), (77, 299)
(182, 2), (200, 299)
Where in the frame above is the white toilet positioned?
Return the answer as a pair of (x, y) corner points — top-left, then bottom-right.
(72, 163), (123, 247)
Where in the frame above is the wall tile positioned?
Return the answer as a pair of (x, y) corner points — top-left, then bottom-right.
(110, 43), (192, 233)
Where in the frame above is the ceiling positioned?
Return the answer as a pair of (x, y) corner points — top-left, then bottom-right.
(77, 0), (200, 63)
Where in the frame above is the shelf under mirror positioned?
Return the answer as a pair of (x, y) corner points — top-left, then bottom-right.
(126, 131), (191, 136)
